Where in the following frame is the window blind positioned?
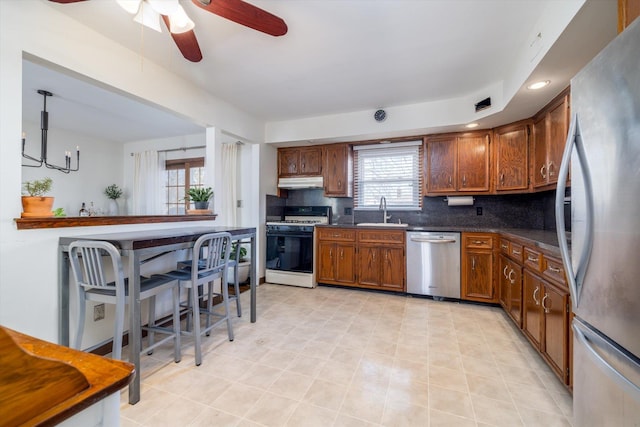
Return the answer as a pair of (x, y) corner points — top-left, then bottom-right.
(353, 141), (423, 209)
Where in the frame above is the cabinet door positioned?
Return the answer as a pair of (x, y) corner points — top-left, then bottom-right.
(335, 243), (356, 284)
(499, 254), (510, 311)
(324, 144), (351, 197)
(546, 96), (569, 185)
(508, 263), (522, 327)
(461, 249), (495, 302)
(316, 241), (336, 283)
(299, 147), (322, 175)
(380, 247), (405, 290)
(495, 124), (529, 191)
(542, 282), (569, 382)
(532, 115), (548, 188)
(279, 149), (300, 176)
(457, 134), (490, 192)
(523, 271), (543, 349)
(357, 245), (380, 287)
(426, 137), (456, 193)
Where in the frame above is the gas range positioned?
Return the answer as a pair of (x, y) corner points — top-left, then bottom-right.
(266, 206), (332, 229)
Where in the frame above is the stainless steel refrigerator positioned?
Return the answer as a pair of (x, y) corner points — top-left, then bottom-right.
(555, 17), (640, 426)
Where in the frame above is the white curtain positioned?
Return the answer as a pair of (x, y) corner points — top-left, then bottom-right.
(221, 143), (237, 226)
(133, 150), (166, 215)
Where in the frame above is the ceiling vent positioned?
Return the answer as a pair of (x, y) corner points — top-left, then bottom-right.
(475, 97), (491, 112)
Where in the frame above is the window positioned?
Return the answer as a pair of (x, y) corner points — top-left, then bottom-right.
(353, 141), (423, 209)
(165, 157), (205, 214)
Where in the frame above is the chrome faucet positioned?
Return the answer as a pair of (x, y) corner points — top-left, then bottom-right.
(379, 196), (391, 223)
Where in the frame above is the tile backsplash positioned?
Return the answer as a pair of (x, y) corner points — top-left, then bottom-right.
(267, 189), (560, 230)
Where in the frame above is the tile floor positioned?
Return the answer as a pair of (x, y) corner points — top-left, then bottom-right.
(119, 284), (573, 426)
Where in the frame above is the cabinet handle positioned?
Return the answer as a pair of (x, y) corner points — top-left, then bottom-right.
(548, 266), (561, 273)
(301, 162), (305, 170)
(329, 249), (333, 259)
(548, 161), (555, 177)
(339, 249), (344, 260)
(512, 249), (521, 255)
(508, 269), (516, 284)
(501, 244), (508, 250)
(448, 176), (452, 186)
(337, 180), (342, 189)
(540, 164), (546, 179)
(462, 175), (467, 186)
(500, 173), (505, 185)
(503, 265), (509, 278)
(533, 286), (540, 305)
(472, 257), (476, 270)
(542, 293), (550, 313)
(527, 255), (539, 262)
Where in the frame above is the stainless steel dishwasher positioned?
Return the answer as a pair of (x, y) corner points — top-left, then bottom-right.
(406, 231), (460, 299)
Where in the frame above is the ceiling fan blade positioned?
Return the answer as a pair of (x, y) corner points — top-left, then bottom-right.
(161, 15), (203, 62)
(192, 0), (287, 37)
(48, 0), (88, 3)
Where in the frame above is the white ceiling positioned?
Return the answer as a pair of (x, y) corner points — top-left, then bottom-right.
(23, 0), (618, 144)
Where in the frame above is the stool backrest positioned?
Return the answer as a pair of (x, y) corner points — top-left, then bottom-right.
(68, 240), (125, 296)
(190, 232), (232, 283)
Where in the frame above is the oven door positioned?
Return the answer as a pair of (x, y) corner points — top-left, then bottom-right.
(266, 229), (314, 273)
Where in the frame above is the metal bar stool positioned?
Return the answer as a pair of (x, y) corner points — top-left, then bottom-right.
(69, 240), (181, 363)
(154, 232), (234, 366)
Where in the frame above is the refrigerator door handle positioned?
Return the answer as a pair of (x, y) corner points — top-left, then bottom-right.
(573, 320), (640, 401)
(555, 114), (594, 308)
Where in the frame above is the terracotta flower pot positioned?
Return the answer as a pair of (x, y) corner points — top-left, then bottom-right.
(21, 196), (54, 218)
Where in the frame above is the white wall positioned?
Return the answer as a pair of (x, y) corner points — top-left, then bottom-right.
(22, 120), (124, 216)
(0, 1), (267, 342)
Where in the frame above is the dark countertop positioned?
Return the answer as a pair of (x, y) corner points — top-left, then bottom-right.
(317, 224), (563, 256)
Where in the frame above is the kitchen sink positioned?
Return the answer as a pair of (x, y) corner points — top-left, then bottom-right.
(356, 223), (409, 227)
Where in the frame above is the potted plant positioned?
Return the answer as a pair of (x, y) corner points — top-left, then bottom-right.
(21, 177), (54, 218)
(104, 184), (123, 216)
(228, 242), (250, 284)
(187, 186), (213, 210)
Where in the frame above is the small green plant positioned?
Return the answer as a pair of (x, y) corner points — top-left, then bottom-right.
(23, 177), (53, 197)
(230, 242), (248, 262)
(187, 187), (213, 202)
(104, 184), (123, 200)
(53, 207), (66, 217)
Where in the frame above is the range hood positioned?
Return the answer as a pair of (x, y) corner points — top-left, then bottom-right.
(277, 176), (324, 189)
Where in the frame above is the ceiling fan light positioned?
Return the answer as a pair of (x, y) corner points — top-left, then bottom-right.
(134, 2), (162, 32)
(168, 5), (195, 34)
(116, 0), (141, 14)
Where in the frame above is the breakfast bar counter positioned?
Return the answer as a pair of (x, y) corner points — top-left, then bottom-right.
(58, 226), (257, 405)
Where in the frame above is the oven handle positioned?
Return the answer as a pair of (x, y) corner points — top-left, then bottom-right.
(266, 232), (314, 238)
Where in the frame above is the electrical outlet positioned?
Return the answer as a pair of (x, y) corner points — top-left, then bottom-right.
(344, 207), (352, 215)
(477, 207), (483, 216)
(94, 303), (105, 321)
(237, 200), (243, 208)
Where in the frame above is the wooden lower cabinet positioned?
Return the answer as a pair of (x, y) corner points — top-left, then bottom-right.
(357, 245), (404, 290)
(461, 233), (497, 303)
(316, 227), (405, 292)
(522, 269), (570, 384)
(499, 254), (523, 327)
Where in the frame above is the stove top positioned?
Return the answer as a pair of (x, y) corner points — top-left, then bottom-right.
(267, 206), (332, 227)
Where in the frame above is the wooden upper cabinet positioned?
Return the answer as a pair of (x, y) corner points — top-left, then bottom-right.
(531, 89), (570, 190)
(278, 146), (322, 177)
(618, 0), (640, 33)
(494, 122), (530, 192)
(425, 131), (490, 195)
(457, 133), (490, 192)
(323, 143), (352, 197)
(426, 135), (456, 193)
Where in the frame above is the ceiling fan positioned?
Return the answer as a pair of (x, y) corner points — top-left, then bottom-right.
(49, 0), (288, 62)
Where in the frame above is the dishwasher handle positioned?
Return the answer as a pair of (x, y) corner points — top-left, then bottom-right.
(409, 237), (457, 244)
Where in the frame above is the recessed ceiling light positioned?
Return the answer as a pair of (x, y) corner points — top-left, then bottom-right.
(465, 123), (479, 128)
(527, 80), (550, 90)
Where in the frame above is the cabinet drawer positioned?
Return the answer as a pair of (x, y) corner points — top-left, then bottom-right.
(523, 247), (543, 272)
(509, 243), (523, 262)
(543, 256), (567, 285)
(464, 235), (493, 249)
(317, 228), (355, 242)
(499, 239), (510, 255)
(357, 230), (405, 245)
